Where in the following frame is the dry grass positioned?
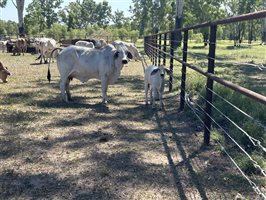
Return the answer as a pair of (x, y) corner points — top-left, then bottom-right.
(0, 53), (261, 199)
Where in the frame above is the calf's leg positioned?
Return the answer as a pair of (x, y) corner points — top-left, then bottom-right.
(145, 82), (149, 105)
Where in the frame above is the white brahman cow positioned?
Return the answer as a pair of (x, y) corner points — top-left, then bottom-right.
(47, 44), (132, 103)
(35, 38), (57, 64)
(0, 40), (8, 53)
(144, 65), (170, 109)
(75, 40), (95, 48)
(112, 40), (142, 61)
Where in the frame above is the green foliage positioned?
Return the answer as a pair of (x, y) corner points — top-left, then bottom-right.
(235, 153), (265, 175)
(117, 28), (129, 40)
(25, 0), (63, 33)
(0, 0), (7, 8)
(0, 20), (18, 36)
(0, 21), (7, 35)
(44, 23), (68, 40)
(130, 30), (139, 43)
(191, 33), (203, 43)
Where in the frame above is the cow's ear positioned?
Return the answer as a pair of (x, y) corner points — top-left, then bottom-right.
(165, 68), (171, 75)
(151, 68), (159, 75)
(127, 51), (133, 59)
(114, 51), (119, 59)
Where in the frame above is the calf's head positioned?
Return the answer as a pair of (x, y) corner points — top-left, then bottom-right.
(151, 66), (171, 77)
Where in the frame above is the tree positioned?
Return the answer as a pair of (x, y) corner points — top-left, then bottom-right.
(0, 0), (8, 7)
(15, 0), (25, 35)
(94, 1), (111, 27)
(59, 0), (112, 29)
(130, 0), (152, 36)
(184, 0), (225, 46)
(0, 0), (25, 35)
(111, 10), (126, 28)
(25, 0), (63, 33)
(80, 0), (97, 27)
(59, 1), (83, 30)
(175, 0), (184, 47)
(262, 0), (266, 43)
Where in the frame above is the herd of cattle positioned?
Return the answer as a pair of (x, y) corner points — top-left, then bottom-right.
(0, 36), (171, 109)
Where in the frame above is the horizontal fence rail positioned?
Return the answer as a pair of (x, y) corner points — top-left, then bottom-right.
(144, 10), (266, 199)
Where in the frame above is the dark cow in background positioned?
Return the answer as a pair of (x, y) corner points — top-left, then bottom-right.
(0, 61), (12, 83)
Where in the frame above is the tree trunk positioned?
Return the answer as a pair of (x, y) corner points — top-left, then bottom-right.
(262, 1), (266, 44)
(174, 0), (184, 48)
(16, 0), (25, 36)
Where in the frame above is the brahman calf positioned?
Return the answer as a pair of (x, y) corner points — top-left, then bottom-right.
(0, 62), (12, 83)
(48, 44), (132, 103)
(144, 65), (170, 109)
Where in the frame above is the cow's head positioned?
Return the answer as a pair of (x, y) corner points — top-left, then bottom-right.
(114, 45), (133, 65)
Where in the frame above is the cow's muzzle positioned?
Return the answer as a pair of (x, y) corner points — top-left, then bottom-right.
(122, 60), (128, 64)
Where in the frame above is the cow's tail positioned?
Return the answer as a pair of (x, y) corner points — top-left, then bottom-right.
(47, 47), (63, 83)
(35, 54), (41, 60)
(141, 54), (148, 74)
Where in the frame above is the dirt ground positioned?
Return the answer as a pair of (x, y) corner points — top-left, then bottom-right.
(0, 53), (262, 199)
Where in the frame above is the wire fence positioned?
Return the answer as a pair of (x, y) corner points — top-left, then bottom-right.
(144, 10), (266, 199)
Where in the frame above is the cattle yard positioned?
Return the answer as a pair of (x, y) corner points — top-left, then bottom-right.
(0, 52), (263, 199)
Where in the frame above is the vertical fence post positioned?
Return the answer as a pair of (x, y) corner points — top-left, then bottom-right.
(163, 33), (167, 66)
(204, 25), (217, 146)
(152, 35), (155, 65)
(158, 34), (162, 66)
(155, 35), (158, 66)
(179, 30), (188, 111)
(169, 31), (175, 92)
(144, 36), (147, 56)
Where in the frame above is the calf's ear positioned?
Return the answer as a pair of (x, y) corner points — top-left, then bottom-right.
(127, 51), (133, 59)
(151, 68), (160, 75)
(114, 51), (119, 59)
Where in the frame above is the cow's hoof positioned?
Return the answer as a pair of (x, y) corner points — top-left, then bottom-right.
(102, 100), (108, 105)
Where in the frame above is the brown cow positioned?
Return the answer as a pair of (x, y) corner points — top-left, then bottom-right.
(13, 38), (27, 55)
(0, 62), (12, 83)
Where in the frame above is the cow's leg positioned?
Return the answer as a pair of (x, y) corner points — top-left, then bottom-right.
(65, 78), (72, 101)
(59, 78), (68, 102)
(2, 74), (7, 83)
(100, 76), (108, 104)
(145, 82), (149, 105)
(40, 54), (43, 64)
